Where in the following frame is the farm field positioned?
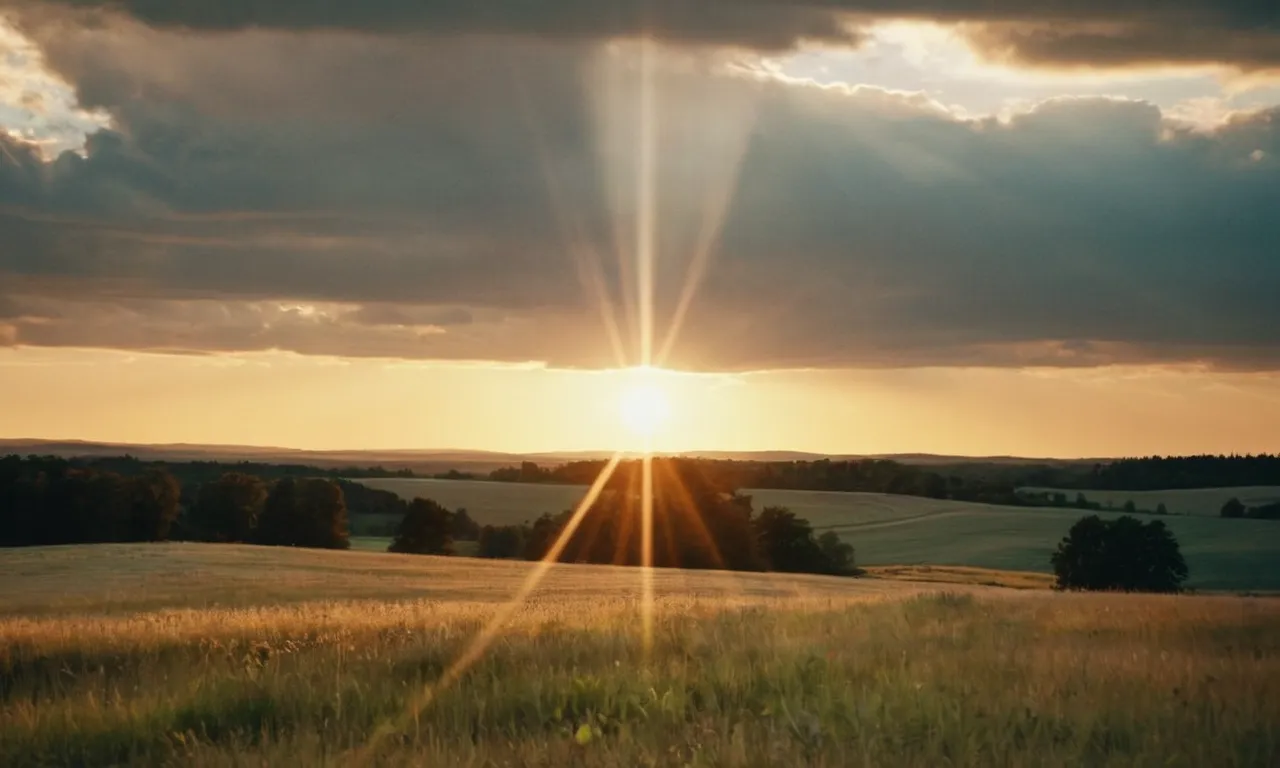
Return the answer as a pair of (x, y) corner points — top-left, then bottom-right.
(351, 479), (1280, 592)
(1020, 486), (1280, 516)
(2, 544), (1277, 766)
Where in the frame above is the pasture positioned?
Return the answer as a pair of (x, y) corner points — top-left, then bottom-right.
(351, 479), (1280, 591)
(3, 544), (1279, 766)
(1020, 486), (1280, 517)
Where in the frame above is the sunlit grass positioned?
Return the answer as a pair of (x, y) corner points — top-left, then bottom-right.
(2, 544), (1278, 766)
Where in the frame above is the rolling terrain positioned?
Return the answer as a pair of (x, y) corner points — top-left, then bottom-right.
(352, 479), (1280, 591)
(1, 544), (1277, 766)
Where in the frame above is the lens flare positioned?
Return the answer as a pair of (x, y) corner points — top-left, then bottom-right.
(619, 378), (671, 437)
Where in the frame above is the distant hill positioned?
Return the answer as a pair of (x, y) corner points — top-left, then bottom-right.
(0, 438), (1104, 469)
(0, 439), (527, 473)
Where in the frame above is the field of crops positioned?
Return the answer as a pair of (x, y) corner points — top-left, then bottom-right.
(2, 544), (1277, 766)
(352, 479), (1280, 591)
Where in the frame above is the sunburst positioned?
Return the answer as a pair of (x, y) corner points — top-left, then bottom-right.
(356, 34), (755, 761)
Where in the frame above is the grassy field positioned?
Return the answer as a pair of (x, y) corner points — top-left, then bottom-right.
(351, 479), (1280, 592)
(2, 544), (1277, 766)
(1021, 486), (1280, 517)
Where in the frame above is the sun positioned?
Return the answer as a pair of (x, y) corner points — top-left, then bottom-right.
(618, 374), (671, 439)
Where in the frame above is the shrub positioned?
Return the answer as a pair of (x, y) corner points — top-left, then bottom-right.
(1220, 498), (1246, 518)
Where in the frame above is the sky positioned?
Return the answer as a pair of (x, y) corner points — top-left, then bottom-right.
(1, 1), (1279, 457)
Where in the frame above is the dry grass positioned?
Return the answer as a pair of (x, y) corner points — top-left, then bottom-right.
(2, 544), (1278, 766)
(865, 565), (1057, 590)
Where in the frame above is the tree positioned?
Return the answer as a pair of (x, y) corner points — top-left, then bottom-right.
(451, 508), (481, 541)
(125, 469), (181, 541)
(299, 478), (349, 549)
(1122, 500), (1136, 514)
(1221, 498), (1246, 518)
(191, 473), (268, 542)
(256, 478), (349, 549)
(1051, 515), (1188, 592)
(477, 524), (526, 558)
(1248, 501), (1280, 520)
(817, 531), (856, 574)
(1155, 503), (1169, 516)
(388, 497), (454, 555)
(747, 506), (829, 573)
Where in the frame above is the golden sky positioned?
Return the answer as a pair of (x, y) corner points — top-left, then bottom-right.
(3, 347), (1278, 457)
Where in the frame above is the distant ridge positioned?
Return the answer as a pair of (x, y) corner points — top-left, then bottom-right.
(0, 438), (1104, 468)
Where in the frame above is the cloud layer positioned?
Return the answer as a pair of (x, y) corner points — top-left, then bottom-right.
(17, 0), (1280, 69)
(1, 10), (1278, 371)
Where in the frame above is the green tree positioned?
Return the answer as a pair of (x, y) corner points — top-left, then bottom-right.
(816, 531), (856, 574)
(753, 506), (827, 574)
(299, 478), (349, 549)
(1220, 498), (1246, 518)
(256, 477), (301, 546)
(1051, 515), (1188, 592)
(388, 497), (454, 555)
(477, 524), (526, 558)
(1155, 503), (1169, 516)
(257, 478), (349, 549)
(191, 473), (268, 542)
(451, 507), (481, 541)
(125, 469), (181, 541)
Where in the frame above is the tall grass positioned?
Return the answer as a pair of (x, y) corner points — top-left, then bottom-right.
(2, 544), (1277, 766)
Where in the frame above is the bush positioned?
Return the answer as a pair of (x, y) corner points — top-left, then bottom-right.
(1050, 515), (1188, 592)
(1247, 501), (1280, 520)
(1220, 498), (1246, 518)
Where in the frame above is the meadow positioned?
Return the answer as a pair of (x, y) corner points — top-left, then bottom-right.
(2, 543), (1278, 766)
(351, 479), (1280, 592)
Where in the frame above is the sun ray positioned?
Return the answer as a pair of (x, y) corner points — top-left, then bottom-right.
(655, 110), (755, 368)
(641, 449), (655, 657)
(656, 459), (729, 572)
(352, 453), (624, 763)
(505, 55), (629, 369)
(636, 37), (657, 368)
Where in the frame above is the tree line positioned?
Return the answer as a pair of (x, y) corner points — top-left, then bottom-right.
(0, 456), (182, 546)
(1219, 497), (1280, 520)
(487, 454), (1280, 501)
(489, 458), (1030, 506)
(1, 456), (351, 549)
(402, 459), (857, 576)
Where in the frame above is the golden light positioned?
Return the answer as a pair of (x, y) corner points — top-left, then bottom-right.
(618, 375), (671, 438)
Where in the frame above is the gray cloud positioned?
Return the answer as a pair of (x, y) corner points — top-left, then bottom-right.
(13, 0), (1280, 69)
(1, 25), (1278, 371)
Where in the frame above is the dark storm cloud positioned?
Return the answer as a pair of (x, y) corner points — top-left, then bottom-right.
(1, 26), (1279, 371)
(15, 0), (1280, 69)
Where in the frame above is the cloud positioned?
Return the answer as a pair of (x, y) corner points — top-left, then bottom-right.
(965, 20), (1280, 72)
(0, 24), (1278, 371)
(14, 0), (1280, 70)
